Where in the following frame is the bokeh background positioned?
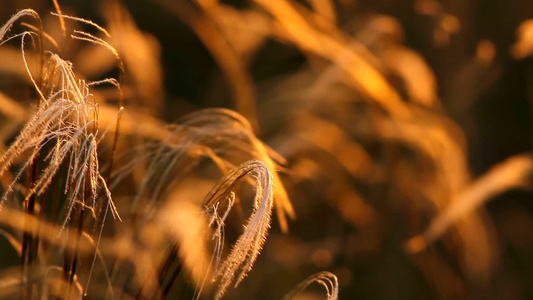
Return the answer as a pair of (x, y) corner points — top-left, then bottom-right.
(1, 0), (532, 299)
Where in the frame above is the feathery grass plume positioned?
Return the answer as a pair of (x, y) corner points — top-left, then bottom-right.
(0, 53), (119, 224)
(0, 11), (125, 290)
(94, 108), (290, 298)
(0, 29), (122, 294)
(203, 160), (274, 299)
(282, 271), (339, 300)
(103, 159), (276, 299)
(179, 109), (294, 230)
(0, 9), (41, 42)
(0, 9), (45, 105)
(111, 108), (293, 231)
(203, 190), (235, 286)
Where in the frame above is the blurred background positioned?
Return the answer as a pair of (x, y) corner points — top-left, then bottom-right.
(1, 0), (532, 299)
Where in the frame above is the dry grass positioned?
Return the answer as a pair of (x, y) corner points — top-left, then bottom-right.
(0, 0), (532, 299)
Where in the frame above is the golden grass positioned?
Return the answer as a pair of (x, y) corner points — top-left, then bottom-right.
(0, 1), (531, 299)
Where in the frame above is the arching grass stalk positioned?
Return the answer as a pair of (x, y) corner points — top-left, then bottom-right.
(282, 272), (339, 300)
(202, 160), (274, 299)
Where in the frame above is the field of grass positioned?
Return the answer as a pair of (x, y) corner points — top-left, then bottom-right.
(0, 0), (532, 299)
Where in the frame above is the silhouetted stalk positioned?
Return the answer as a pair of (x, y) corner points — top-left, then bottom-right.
(21, 159), (38, 300)
(177, 279), (190, 300)
(162, 262), (183, 298)
(158, 242), (179, 285)
(64, 204), (83, 299)
(159, 242), (183, 299)
(20, 15), (44, 299)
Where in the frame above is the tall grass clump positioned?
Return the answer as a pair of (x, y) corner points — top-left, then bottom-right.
(0, 6), (310, 300)
(1, 0), (533, 299)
